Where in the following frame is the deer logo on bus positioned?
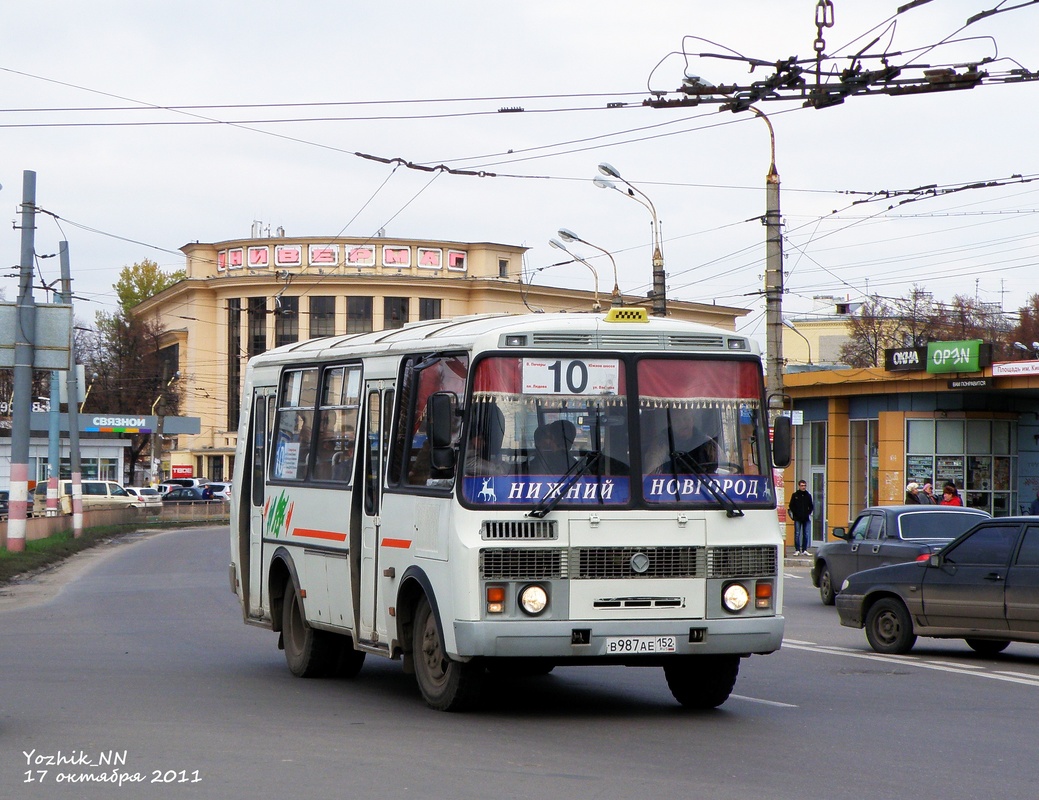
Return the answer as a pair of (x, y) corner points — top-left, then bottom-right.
(476, 478), (497, 503)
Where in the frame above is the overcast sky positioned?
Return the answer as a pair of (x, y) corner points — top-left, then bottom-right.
(3, 1), (1038, 343)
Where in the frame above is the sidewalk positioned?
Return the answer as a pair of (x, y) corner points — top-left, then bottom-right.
(784, 547), (813, 566)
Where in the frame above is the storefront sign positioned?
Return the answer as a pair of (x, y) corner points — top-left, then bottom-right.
(948, 378), (993, 389)
(992, 360), (1039, 376)
(171, 465), (194, 478)
(926, 340), (983, 374)
(885, 346), (928, 372)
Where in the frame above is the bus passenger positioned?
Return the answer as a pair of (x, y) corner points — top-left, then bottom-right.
(531, 419), (577, 475)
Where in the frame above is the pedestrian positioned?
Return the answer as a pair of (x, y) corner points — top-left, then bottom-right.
(920, 482), (938, 504)
(788, 479), (814, 556)
(1030, 489), (1039, 516)
(905, 482), (921, 504)
(201, 484), (214, 501)
(939, 482), (963, 506)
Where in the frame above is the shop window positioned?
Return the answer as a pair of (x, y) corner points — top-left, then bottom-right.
(907, 419), (934, 454)
(936, 419), (964, 454)
(967, 420), (991, 454)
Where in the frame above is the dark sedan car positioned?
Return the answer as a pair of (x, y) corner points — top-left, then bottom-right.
(811, 505), (990, 605)
(162, 487), (212, 504)
(836, 517), (1039, 655)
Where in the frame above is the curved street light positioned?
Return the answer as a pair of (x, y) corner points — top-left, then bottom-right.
(557, 228), (621, 306)
(595, 163), (666, 317)
(783, 319), (813, 365)
(548, 238), (601, 312)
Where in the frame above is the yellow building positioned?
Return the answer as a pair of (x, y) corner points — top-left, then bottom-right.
(132, 233), (750, 482)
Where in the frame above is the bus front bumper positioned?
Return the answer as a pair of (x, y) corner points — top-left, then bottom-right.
(452, 615), (784, 659)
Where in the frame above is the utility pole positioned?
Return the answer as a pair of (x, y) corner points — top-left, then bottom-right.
(60, 242), (85, 537)
(755, 110), (785, 403)
(8, 171), (38, 552)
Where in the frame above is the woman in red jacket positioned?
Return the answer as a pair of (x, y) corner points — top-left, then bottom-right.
(939, 482), (963, 506)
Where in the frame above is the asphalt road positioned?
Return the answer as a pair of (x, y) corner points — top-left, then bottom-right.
(1, 527), (1037, 800)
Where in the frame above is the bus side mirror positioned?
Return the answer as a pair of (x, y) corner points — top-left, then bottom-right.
(771, 416), (792, 468)
(427, 392), (457, 472)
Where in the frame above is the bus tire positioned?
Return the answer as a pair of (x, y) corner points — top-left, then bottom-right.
(412, 596), (483, 711)
(663, 655), (740, 709)
(333, 636), (367, 678)
(282, 581), (333, 678)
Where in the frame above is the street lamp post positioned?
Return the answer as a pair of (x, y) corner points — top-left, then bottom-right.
(150, 372), (179, 487)
(548, 238), (602, 311)
(783, 319), (813, 365)
(594, 163), (666, 317)
(558, 228), (621, 306)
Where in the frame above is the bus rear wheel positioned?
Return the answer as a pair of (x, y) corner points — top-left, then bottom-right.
(412, 596), (483, 711)
(281, 581), (334, 678)
(663, 655), (740, 709)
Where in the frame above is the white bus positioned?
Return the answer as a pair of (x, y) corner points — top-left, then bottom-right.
(229, 309), (791, 711)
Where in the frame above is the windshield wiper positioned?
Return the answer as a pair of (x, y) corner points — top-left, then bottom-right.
(527, 450), (603, 519)
(669, 450), (744, 518)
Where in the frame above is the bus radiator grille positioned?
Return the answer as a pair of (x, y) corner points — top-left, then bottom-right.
(571, 547), (704, 579)
(480, 548), (567, 580)
(706, 546), (778, 578)
(481, 520), (558, 540)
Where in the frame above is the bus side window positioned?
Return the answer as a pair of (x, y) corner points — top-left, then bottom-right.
(272, 368), (319, 482)
(314, 366), (361, 483)
(394, 353), (468, 488)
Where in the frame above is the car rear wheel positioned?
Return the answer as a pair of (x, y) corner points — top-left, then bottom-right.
(965, 638), (1010, 656)
(864, 598), (917, 654)
(818, 565), (836, 606)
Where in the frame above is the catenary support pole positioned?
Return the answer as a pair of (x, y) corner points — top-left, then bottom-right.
(7, 171), (38, 552)
(59, 242), (84, 537)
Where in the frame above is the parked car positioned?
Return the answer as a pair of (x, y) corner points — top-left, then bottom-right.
(207, 482), (232, 502)
(124, 486), (163, 510)
(158, 478), (212, 495)
(811, 505), (990, 605)
(836, 517), (1039, 655)
(31, 480), (138, 516)
(0, 489), (8, 520)
(162, 486), (213, 504)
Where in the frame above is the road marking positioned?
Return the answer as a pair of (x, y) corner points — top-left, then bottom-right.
(730, 694), (798, 708)
(783, 641), (1039, 688)
(923, 660), (986, 670)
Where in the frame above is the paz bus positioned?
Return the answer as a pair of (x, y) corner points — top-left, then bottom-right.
(229, 308), (791, 711)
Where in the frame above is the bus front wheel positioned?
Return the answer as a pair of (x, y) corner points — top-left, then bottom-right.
(412, 596), (484, 711)
(663, 655), (740, 709)
(282, 581), (333, 678)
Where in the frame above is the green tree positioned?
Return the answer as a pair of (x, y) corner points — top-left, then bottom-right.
(113, 258), (184, 310)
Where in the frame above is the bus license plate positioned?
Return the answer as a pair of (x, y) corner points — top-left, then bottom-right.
(604, 636), (677, 654)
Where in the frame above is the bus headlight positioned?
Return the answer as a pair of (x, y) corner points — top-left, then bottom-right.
(519, 584), (549, 616)
(722, 582), (750, 613)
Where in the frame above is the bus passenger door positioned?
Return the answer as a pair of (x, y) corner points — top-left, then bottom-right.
(248, 389), (275, 619)
(358, 383), (392, 645)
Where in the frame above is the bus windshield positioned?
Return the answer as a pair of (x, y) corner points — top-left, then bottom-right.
(460, 355), (774, 510)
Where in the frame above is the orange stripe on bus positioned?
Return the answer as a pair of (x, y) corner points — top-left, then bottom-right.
(292, 527), (347, 542)
(381, 538), (412, 549)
